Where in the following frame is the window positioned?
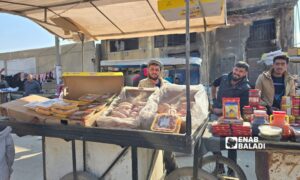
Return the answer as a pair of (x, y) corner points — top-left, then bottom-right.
(167, 33), (196, 46)
(154, 35), (165, 48)
(110, 38), (139, 52)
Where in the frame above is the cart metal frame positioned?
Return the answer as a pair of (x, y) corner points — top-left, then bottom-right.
(195, 122), (300, 179)
(0, 117), (209, 180)
(0, 1), (215, 180)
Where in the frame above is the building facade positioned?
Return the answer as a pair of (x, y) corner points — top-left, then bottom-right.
(100, 0), (298, 85)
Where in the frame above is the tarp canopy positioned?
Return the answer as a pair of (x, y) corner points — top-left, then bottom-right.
(0, 0), (226, 41)
(100, 57), (202, 68)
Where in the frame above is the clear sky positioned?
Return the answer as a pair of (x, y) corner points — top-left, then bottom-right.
(1, 1), (300, 52)
(0, 13), (75, 53)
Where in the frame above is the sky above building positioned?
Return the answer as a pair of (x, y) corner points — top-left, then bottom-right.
(0, 13), (75, 53)
(1, 1), (300, 53)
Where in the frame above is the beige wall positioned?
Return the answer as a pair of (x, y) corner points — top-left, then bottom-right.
(101, 36), (201, 61)
(0, 41), (96, 75)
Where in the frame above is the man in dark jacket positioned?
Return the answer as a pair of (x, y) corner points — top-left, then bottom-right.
(211, 61), (250, 115)
(210, 61), (250, 175)
(24, 74), (41, 96)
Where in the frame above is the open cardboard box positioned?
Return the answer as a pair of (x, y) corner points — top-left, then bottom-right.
(0, 72), (124, 126)
(0, 95), (57, 123)
(53, 72), (124, 126)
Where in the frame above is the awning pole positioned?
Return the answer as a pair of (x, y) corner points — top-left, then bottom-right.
(79, 33), (85, 72)
(185, 0), (191, 136)
(55, 36), (62, 86)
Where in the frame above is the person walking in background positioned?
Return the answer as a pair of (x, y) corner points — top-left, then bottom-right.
(24, 74), (41, 96)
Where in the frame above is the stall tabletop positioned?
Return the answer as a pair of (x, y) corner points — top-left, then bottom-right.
(0, 117), (207, 153)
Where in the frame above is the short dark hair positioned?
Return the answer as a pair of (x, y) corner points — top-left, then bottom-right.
(273, 55), (289, 64)
(235, 61), (249, 71)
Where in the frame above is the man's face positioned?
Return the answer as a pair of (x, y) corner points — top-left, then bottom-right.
(28, 74), (33, 81)
(148, 64), (160, 80)
(273, 59), (287, 75)
(232, 67), (247, 81)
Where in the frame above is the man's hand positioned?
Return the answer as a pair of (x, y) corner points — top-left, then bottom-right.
(271, 107), (280, 111)
(213, 108), (222, 115)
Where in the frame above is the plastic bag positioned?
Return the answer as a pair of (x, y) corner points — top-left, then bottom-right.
(95, 86), (158, 129)
(140, 84), (209, 132)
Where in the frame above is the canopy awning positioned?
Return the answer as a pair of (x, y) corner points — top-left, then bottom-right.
(0, 0), (226, 41)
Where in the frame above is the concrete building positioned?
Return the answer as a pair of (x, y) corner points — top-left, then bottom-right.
(0, 41), (97, 75)
(0, 0), (298, 86)
(100, 0), (298, 85)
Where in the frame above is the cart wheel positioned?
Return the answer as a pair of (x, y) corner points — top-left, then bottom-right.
(200, 155), (247, 180)
(165, 167), (218, 180)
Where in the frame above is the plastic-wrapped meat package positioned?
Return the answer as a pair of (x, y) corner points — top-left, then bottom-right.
(151, 113), (181, 133)
(95, 87), (158, 129)
(140, 84), (209, 132)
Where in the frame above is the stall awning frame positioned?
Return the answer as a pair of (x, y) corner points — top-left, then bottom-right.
(0, 0), (226, 41)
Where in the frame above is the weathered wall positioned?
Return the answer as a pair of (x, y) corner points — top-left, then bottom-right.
(278, 7), (295, 51)
(209, 24), (250, 82)
(0, 41), (96, 75)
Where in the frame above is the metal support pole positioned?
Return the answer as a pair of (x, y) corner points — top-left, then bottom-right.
(83, 140), (86, 171)
(55, 36), (62, 96)
(100, 147), (129, 179)
(131, 146), (138, 180)
(42, 136), (46, 180)
(146, 150), (159, 180)
(80, 33), (85, 72)
(185, 0), (191, 136)
(72, 140), (78, 180)
(193, 139), (201, 180)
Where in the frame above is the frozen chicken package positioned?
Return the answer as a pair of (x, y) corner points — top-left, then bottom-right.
(95, 86), (158, 129)
(140, 84), (209, 132)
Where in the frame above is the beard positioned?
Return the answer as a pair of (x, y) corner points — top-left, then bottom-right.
(232, 74), (245, 81)
(149, 75), (159, 80)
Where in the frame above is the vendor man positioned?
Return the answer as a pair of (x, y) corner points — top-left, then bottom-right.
(138, 60), (175, 174)
(211, 61), (250, 115)
(211, 61), (250, 169)
(138, 59), (169, 88)
(255, 55), (295, 112)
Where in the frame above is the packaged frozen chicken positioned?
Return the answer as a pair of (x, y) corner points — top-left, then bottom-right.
(140, 84), (209, 131)
(78, 94), (101, 102)
(95, 87), (157, 129)
(52, 101), (78, 110)
(151, 113), (181, 133)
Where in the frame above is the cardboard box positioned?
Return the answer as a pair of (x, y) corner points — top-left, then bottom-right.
(62, 72), (123, 100)
(0, 95), (58, 123)
(0, 72), (124, 126)
(288, 48), (300, 56)
(47, 72), (124, 126)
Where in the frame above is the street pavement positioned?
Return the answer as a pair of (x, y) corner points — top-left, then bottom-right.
(11, 134), (256, 180)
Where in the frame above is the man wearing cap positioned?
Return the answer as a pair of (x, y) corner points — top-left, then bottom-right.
(256, 55), (295, 111)
(138, 60), (169, 88)
(138, 60), (175, 174)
